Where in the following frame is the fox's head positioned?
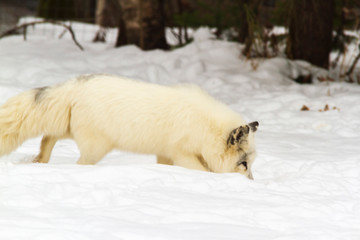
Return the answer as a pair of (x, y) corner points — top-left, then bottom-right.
(222, 121), (259, 179)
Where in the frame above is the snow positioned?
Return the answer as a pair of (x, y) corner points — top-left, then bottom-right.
(1, 21), (360, 240)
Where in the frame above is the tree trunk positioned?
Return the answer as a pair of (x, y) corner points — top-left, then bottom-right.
(119, 0), (141, 47)
(118, 0), (168, 50)
(138, 0), (168, 50)
(238, 0), (249, 44)
(95, 0), (119, 27)
(115, 1), (127, 47)
(286, 0), (334, 69)
(93, 0), (121, 42)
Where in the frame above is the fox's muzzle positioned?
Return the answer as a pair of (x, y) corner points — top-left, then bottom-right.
(248, 171), (254, 180)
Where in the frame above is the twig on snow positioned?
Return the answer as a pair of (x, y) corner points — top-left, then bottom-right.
(0, 20), (84, 51)
(345, 51), (360, 78)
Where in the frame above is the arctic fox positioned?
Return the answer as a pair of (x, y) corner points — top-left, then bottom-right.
(0, 74), (258, 179)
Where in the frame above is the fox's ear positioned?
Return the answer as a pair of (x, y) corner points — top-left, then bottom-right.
(248, 121), (259, 132)
(227, 125), (250, 147)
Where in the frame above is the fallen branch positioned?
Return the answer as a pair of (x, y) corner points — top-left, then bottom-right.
(346, 50), (360, 78)
(0, 20), (84, 51)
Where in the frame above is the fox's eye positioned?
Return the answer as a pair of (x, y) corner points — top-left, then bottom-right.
(237, 152), (248, 169)
(237, 161), (247, 170)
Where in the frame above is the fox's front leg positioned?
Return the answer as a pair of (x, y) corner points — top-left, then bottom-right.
(157, 156), (173, 165)
(172, 154), (209, 172)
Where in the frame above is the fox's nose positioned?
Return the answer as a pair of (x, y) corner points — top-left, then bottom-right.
(248, 171), (254, 180)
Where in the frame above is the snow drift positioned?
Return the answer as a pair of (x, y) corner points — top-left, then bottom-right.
(0, 23), (360, 240)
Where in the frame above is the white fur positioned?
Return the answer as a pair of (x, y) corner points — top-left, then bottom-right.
(0, 75), (257, 178)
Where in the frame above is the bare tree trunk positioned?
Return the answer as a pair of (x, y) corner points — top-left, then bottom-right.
(115, 1), (127, 47)
(176, 0), (184, 45)
(120, 0), (141, 46)
(94, 0), (121, 42)
(238, 0), (250, 44)
(95, 0), (119, 27)
(94, 0), (168, 50)
(286, 0), (334, 69)
(118, 0), (168, 50)
(138, 0), (168, 50)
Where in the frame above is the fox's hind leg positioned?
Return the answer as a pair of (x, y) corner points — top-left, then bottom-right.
(33, 136), (58, 163)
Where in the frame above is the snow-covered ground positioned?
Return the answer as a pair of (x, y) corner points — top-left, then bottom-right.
(1, 21), (360, 240)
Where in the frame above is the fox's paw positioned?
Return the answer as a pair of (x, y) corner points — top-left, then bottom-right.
(32, 154), (48, 163)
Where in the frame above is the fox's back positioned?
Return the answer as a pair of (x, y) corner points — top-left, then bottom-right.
(69, 75), (243, 155)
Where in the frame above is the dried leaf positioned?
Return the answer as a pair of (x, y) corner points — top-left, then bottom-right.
(301, 105), (310, 111)
(324, 104), (329, 111)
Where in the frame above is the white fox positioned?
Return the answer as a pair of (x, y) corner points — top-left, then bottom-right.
(0, 74), (258, 179)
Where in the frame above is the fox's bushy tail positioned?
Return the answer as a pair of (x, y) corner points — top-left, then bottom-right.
(0, 84), (73, 156)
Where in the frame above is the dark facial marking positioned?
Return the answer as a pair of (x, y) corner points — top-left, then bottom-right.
(196, 155), (212, 172)
(248, 121), (259, 132)
(237, 152), (248, 167)
(236, 126), (249, 142)
(34, 87), (49, 102)
(227, 126), (250, 147)
(237, 161), (248, 170)
(227, 129), (237, 145)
